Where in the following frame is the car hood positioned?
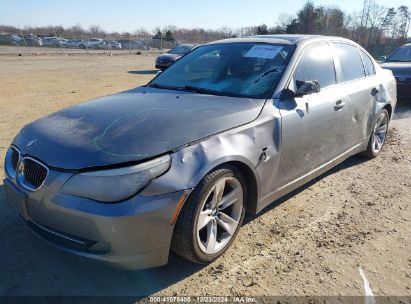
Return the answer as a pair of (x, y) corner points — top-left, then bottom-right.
(380, 62), (411, 76)
(13, 87), (265, 170)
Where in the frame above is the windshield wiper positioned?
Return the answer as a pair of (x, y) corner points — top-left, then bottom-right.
(149, 83), (235, 97)
(254, 68), (279, 83)
(148, 83), (184, 91)
(183, 85), (229, 96)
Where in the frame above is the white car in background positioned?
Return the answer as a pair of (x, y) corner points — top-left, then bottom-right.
(78, 38), (103, 49)
(118, 39), (150, 50)
(42, 37), (67, 47)
(63, 39), (82, 48)
(93, 40), (122, 50)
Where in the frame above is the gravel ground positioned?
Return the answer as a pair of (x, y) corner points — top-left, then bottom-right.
(0, 52), (410, 298)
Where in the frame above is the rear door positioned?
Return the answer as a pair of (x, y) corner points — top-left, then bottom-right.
(277, 42), (349, 188)
(332, 42), (377, 147)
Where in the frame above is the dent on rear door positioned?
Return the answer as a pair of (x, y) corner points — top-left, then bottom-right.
(331, 42), (378, 146)
(342, 78), (376, 145)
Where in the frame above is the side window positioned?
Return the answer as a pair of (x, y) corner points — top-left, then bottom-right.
(187, 50), (220, 74)
(333, 43), (366, 82)
(293, 43), (336, 90)
(360, 50), (376, 76)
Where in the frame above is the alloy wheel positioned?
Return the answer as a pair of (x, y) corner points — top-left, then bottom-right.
(196, 176), (243, 255)
(371, 112), (389, 154)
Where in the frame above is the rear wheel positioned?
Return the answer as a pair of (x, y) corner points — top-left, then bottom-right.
(362, 109), (390, 158)
(172, 166), (246, 263)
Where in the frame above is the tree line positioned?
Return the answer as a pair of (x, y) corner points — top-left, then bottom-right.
(1, 0), (409, 55)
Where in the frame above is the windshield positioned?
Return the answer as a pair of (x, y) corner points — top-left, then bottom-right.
(386, 45), (411, 62)
(150, 42), (294, 98)
(169, 45), (193, 55)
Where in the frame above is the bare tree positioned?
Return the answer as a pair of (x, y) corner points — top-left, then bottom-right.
(397, 6), (411, 42)
(133, 27), (151, 39)
(373, 7), (396, 52)
(322, 7), (346, 36)
(277, 13), (294, 31)
(360, 0), (373, 44)
(89, 25), (105, 38)
(365, 3), (386, 49)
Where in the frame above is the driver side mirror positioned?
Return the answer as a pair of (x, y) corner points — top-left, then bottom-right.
(378, 55), (387, 62)
(295, 80), (320, 97)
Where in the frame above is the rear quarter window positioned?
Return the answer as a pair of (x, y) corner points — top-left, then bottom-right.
(333, 43), (366, 82)
(360, 50), (376, 76)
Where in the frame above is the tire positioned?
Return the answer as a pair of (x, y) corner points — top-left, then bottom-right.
(171, 165), (246, 264)
(362, 109), (390, 158)
(79, 44), (86, 49)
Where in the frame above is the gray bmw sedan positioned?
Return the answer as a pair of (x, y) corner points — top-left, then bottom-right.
(4, 35), (396, 270)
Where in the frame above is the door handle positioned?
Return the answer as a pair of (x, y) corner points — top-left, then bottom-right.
(371, 87), (379, 96)
(334, 100), (345, 110)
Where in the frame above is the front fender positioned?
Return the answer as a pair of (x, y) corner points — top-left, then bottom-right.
(142, 106), (281, 202)
(142, 131), (262, 197)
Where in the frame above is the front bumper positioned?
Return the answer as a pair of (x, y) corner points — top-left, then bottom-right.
(4, 170), (188, 270)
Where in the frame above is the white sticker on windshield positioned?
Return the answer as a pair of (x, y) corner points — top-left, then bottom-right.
(244, 45), (283, 59)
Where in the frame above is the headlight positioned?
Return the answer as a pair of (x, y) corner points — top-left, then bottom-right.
(61, 154), (171, 202)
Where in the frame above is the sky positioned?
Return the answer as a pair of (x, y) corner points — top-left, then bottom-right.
(0, 0), (410, 33)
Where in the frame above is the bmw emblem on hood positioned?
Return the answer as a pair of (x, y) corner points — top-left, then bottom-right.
(26, 139), (37, 149)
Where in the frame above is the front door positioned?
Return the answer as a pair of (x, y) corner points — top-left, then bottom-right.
(276, 42), (348, 188)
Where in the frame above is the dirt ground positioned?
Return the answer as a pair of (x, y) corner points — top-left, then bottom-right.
(0, 51), (410, 299)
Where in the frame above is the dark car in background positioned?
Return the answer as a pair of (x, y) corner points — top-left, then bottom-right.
(18, 37), (43, 47)
(381, 43), (411, 100)
(17, 34), (43, 47)
(155, 44), (195, 70)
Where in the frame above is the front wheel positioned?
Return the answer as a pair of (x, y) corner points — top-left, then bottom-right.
(171, 165), (246, 264)
(362, 109), (390, 158)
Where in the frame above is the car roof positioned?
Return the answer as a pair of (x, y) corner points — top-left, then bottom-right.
(208, 34), (353, 46)
(175, 44), (195, 47)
